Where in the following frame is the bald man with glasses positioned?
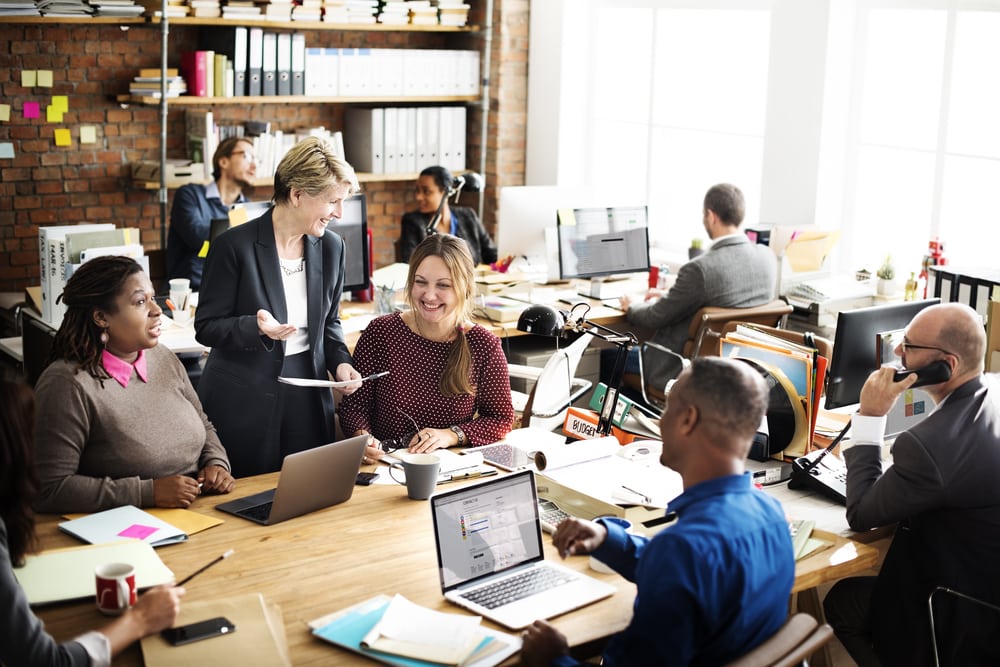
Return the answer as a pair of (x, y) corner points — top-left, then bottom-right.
(824, 303), (1000, 666)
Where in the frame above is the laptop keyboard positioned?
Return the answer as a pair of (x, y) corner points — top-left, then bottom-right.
(237, 502), (273, 522)
(459, 565), (577, 610)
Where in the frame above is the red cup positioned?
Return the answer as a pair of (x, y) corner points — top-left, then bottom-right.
(95, 562), (137, 616)
(648, 265), (659, 289)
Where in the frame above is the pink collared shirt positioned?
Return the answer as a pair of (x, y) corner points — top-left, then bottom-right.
(100, 349), (148, 388)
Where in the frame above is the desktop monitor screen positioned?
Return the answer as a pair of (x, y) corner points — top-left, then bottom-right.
(555, 205), (650, 280)
(825, 298), (940, 410)
(327, 193), (369, 293)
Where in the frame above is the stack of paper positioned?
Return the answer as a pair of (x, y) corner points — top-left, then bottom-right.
(310, 594), (520, 666)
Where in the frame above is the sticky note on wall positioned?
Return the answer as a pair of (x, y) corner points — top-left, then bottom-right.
(54, 128), (71, 147)
(21, 70), (36, 87)
(23, 101), (39, 119)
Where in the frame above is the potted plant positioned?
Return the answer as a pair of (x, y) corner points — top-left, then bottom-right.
(877, 255), (896, 296)
(689, 238), (705, 260)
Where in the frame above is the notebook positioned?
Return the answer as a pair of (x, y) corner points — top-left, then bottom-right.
(430, 470), (615, 629)
(59, 504), (188, 547)
(216, 435), (368, 525)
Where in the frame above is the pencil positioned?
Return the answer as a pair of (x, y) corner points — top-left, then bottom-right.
(176, 549), (234, 586)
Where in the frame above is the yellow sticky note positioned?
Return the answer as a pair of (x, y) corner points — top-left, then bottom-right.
(21, 70), (36, 87)
(52, 96), (69, 113)
(0, 105), (9, 122)
(54, 128), (72, 147)
(197, 241), (211, 258)
(79, 126), (97, 144)
(46, 106), (63, 123)
(37, 70), (54, 88)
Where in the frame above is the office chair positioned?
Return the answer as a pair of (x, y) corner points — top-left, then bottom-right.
(508, 331), (593, 432)
(928, 586), (1000, 667)
(723, 613), (834, 667)
(683, 299), (793, 359)
(629, 340), (687, 417)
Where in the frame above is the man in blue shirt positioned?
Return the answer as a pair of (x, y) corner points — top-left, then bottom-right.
(521, 357), (795, 667)
(167, 136), (256, 289)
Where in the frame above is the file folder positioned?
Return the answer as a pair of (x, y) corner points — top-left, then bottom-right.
(344, 107), (384, 174)
(262, 31), (277, 96)
(199, 26), (247, 97)
(291, 32), (306, 95)
(276, 32), (291, 96)
(247, 27), (263, 96)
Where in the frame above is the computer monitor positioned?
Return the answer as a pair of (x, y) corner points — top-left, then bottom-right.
(496, 186), (609, 277)
(825, 297), (940, 410)
(555, 205), (650, 292)
(327, 193), (369, 293)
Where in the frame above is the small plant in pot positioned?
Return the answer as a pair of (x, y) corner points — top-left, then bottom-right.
(876, 255), (896, 296)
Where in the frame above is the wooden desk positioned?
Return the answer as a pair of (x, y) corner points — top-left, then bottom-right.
(31, 473), (636, 666)
(32, 468), (879, 666)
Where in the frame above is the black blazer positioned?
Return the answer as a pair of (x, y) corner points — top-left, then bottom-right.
(399, 206), (498, 266)
(845, 375), (1000, 665)
(194, 211), (353, 476)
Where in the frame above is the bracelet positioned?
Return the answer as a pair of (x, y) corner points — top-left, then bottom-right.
(449, 425), (467, 446)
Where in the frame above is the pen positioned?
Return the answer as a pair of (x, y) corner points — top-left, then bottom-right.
(164, 299), (177, 312)
(621, 485), (650, 504)
(176, 549), (234, 586)
(438, 469), (498, 483)
(366, 371), (390, 381)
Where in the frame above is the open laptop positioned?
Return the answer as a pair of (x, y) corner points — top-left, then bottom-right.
(430, 469), (615, 629)
(216, 435), (368, 525)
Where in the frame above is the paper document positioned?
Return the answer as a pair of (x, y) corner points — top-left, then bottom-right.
(360, 594), (484, 665)
(278, 371), (388, 388)
(15, 540), (174, 604)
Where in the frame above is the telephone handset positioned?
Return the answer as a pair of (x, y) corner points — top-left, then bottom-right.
(892, 360), (951, 388)
(788, 421), (851, 505)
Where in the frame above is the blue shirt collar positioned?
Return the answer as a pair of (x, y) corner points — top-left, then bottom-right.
(667, 472), (754, 516)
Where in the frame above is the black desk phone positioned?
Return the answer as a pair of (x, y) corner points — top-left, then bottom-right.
(789, 421), (850, 504)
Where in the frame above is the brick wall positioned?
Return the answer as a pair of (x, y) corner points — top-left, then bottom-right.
(0, 3), (527, 293)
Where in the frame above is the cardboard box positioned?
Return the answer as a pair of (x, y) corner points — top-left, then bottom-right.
(987, 297), (1000, 372)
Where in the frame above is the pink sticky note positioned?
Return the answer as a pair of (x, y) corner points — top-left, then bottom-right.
(118, 523), (158, 540)
(23, 102), (39, 119)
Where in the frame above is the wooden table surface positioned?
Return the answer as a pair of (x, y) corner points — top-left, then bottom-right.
(30, 463), (880, 666)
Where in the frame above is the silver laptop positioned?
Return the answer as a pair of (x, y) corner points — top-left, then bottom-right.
(216, 435), (368, 525)
(431, 470), (615, 629)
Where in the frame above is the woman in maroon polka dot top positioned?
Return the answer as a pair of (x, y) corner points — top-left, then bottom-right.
(339, 235), (514, 463)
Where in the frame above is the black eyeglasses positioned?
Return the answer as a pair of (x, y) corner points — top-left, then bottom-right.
(900, 339), (955, 357)
(379, 408), (421, 453)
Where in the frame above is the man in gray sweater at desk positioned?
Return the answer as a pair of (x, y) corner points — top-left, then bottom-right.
(619, 183), (777, 354)
(824, 302), (1000, 666)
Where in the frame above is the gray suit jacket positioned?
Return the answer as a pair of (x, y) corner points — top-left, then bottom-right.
(845, 374), (1000, 664)
(194, 211), (353, 477)
(625, 234), (777, 352)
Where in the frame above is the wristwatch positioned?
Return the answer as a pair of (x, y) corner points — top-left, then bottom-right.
(449, 425), (467, 447)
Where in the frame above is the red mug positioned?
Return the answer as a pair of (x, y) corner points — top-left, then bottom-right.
(95, 562), (137, 616)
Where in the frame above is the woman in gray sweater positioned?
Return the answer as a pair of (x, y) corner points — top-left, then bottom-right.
(32, 256), (234, 514)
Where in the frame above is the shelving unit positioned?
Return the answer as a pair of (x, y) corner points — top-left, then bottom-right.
(142, 12), (491, 244)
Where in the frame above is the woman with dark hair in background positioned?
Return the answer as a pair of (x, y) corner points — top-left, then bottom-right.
(398, 165), (498, 266)
(340, 234), (513, 464)
(32, 256), (233, 514)
(1, 378), (184, 666)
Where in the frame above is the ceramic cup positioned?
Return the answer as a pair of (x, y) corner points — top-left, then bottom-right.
(95, 562), (137, 616)
(388, 453), (441, 500)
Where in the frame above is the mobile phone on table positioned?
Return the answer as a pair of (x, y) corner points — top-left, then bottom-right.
(356, 471), (380, 486)
(162, 617), (235, 646)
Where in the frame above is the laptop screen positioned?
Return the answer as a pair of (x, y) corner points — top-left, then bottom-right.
(431, 471), (544, 591)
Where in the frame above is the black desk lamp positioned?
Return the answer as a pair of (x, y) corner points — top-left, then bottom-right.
(424, 171), (485, 236)
(517, 303), (637, 436)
